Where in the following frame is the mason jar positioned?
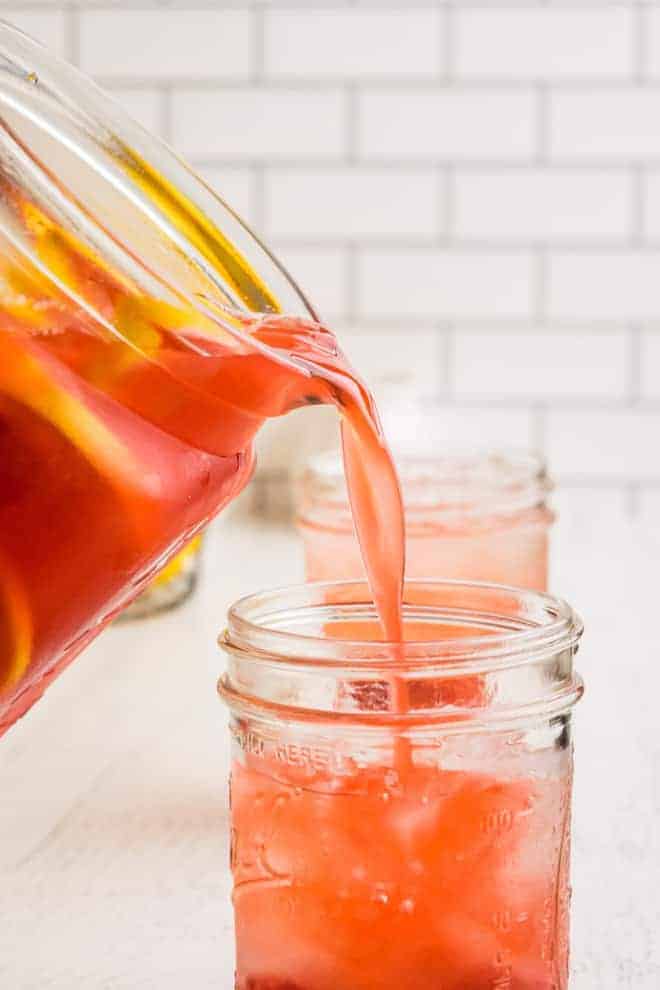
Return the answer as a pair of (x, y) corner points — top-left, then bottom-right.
(219, 579), (583, 990)
(296, 450), (554, 591)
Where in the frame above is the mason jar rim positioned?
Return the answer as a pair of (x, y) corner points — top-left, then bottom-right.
(297, 449), (553, 528)
(220, 580), (583, 728)
(222, 579), (583, 672)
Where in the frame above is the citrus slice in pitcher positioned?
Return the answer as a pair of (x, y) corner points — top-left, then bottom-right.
(0, 332), (145, 496)
(0, 552), (32, 693)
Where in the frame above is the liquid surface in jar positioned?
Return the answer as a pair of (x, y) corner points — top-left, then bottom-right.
(0, 190), (405, 732)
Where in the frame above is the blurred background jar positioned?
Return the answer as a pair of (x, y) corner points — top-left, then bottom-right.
(296, 400), (554, 591)
(120, 536), (204, 621)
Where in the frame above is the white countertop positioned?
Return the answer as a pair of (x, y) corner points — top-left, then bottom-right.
(0, 510), (658, 988)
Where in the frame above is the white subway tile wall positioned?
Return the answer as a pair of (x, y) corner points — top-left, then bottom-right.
(194, 165), (256, 227)
(264, 167), (440, 239)
(338, 329), (441, 393)
(79, 11), (252, 81)
(640, 488), (660, 525)
(454, 169), (633, 243)
(455, 9), (635, 81)
(172, 87), (349, 160)
(453, 330), (629, 400)
(264, 10), (443, 79)
(271, 244), (349, 322)
(2, 1), (658, 515)
(642, 332), (660, 399)
(358, 248), (535, 321)
(547, 409), (660, 481)
(4, 8), (67, 57)
(643, 171), (660, 239)
(359, 88), (538, 161)
(548, 252), (660, 322)
(550, 90), (660, 161)
(111, 88), (163, 137)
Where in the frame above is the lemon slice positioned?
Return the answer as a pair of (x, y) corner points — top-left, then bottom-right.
(150, 534), (202, 588)
(0, 552), (32, 693)
(0, 334), (143, 496)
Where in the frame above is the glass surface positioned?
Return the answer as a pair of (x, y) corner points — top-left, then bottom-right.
(297, 447), (554, 590)
(0, 24), (406, 733)
(119, 534), (203, 621)
(0, 24), (318, 733)
(0, 23), (329, 731)
(220, 580), (583, 990)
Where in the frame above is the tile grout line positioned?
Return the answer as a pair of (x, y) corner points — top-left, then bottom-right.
(533, 247), (548, 326)
(632, 165), (645, 245)
(160, 85), (173, 145)
(634, 1), (647, 85)
(251, 4), (265, 85)
(531, 404), (547, 456)
(535, 83), (549, 165)
(345, 83), (359, 165)
(252, 164), (267, 240)
(438, 323), (454, 399)
(329, 319), (660, 336)
(627, 325), (642, 406)
(204, 233), (660, 253)
(626, 483), (641, 519)
(86, 77), (660, 94)
(345, 242), (359, 326)
(442, 2), (455, 84)
(441, 165), (454, 241)
(65, 2), (79, 68)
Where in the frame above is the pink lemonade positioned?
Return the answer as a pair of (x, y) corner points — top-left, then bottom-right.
(231, 757), (571, 990)
(221, 583), (583, 990)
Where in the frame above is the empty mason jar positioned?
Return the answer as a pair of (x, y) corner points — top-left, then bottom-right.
(296, 450), (554, 590)
(219, 579), (583, 990)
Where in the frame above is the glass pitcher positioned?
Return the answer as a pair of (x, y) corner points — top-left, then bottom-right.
(0, 22), (338, 734)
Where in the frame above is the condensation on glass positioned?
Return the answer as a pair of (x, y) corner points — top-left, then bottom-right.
(219, 580), (584, 990)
